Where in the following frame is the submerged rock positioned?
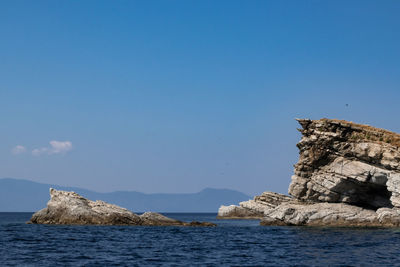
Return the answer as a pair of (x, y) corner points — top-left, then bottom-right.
(29, 188), (215, 227)
(219, 118), (400, 227)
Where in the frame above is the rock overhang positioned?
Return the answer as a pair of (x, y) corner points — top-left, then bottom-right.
(289, 118), (400, 210)
(218, 118), (400, 227)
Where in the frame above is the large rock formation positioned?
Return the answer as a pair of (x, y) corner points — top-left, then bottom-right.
(289, 118), (400, 209)
(29, 188), (215, 226)
(219, 118), (400, 227)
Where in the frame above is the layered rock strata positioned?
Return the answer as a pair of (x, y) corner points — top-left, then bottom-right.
(219, 118), (400, 227)
(290, 118), (400, 209)
(29, 188), (215, 226)
(217, 192), (292, 219)
(260, 202), (400, 227)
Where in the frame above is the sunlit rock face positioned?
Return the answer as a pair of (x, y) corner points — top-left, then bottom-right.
(217, 192), (292, 219)
(219, 118), (400, 227)
(260, 202), (400, 227)
(289, 118), (400, 210)
(29, 188), (215, 227)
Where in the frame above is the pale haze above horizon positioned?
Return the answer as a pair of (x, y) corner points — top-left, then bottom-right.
(1, 0), (400, 196)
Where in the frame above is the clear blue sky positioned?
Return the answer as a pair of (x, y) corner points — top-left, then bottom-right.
(1, 0), (400, 195)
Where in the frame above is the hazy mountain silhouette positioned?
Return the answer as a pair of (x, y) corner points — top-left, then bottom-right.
(0, 178), (251, 212)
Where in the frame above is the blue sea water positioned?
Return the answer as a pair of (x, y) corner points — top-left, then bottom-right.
(1, 212), (400, 266)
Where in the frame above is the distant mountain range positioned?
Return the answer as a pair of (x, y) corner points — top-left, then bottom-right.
(0, 178), (251, 212)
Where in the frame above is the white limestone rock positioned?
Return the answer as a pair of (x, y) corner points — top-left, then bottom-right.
(29, 188), (215, 226)
(217, 192), (291, 219)
(217, 205), (262, 219)
(223, 119), (400, 227)
(289, 119), (400, 210)
(261, 202), (384, 227)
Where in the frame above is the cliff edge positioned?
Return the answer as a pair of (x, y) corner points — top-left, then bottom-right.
(219, 118), (400, 227)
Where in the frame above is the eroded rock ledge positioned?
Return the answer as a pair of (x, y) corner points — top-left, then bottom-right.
(219, 118), (400, 227)
(217, 192), (292, 219)
(29, 188), (215, 226)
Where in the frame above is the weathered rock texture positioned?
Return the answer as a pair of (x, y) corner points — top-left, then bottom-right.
(290, 118), (400, 209)
(260, 203), (400, 227)
(29, 188), (215, 226)
(217, 192), (292, 219)
(219, 118), (400, 227)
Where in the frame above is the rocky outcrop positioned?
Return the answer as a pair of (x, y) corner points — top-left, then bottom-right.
(289, 118), (400, 209)
(217, 205), (263, 219)
(217, 192), (292, 219)
(260, 202), (400, 227)
(29, 188), (215, 226)
(219, 118), (400, 227)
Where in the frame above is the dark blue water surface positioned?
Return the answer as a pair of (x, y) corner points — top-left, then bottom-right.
(1, 213), (400, 266)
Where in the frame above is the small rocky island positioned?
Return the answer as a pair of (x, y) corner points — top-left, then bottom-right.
(219, 118), (400, 227)
(29, 188), (215, 226)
